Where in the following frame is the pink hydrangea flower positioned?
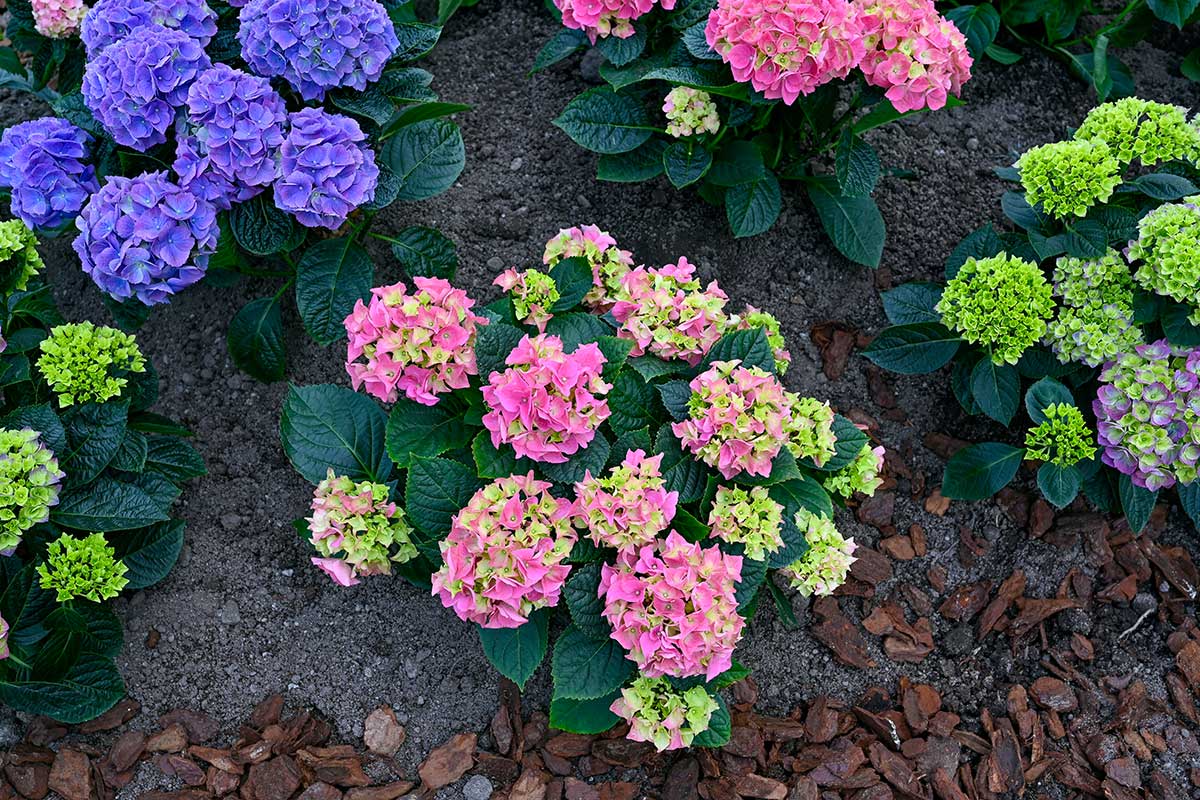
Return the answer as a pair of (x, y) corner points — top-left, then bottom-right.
(599, 531), (745, 680)
(344, 277), (486, 406)
(431, 473), (577, 628)
(32, 0), (88, 37)
(705, 0), (867, 104)
(543, 224), (635, 312)
(494, 267), (560, 332)
(307, 470), (418, 586)
(554, 0), (677, 42)
(855, 0), (972, 112)
(575, 449), (678, 551)
(0, 613), (8, 660)
(610, 257), (728, 365)
(481, 334), (612, 464)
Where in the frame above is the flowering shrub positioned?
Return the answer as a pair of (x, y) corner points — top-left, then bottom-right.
(0, 0), (468, 383)
(864, 96), (1200, 527)
(0, 231), (203, 723)
(281, 225), (877, 749)
(540, 0), (972, 257)
(307, 470), (417, 586)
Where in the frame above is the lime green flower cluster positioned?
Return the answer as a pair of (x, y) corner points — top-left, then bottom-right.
(37, 533), (129, 603)
(1046, 250), (1142, 367)
(0, 427), (65, 554)
(609, 676), (719, 752)
(787, 396), (837, 466)
(937, 253), (1054, 365)
(707, 485), (784, 561)
(784, 508), (856, 597)
(1016, 139), (1121, 218)
(37, 322), (146, 407)
(1024, 404), (1096, 467)
(822, 441), (886, 499)
(0, 219), (44, 294)
(1074, 98), (1200, 168)
(307, 470), (418, 586)
(1127, 202), (1200, 324)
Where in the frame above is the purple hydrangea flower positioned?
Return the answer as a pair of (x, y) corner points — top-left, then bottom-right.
(274, 108), (378, 230)
(81, 25), (212, 151)
(237, 0), (398, 101)
(74, 172), (219, 306)
(1093, 339), (1200, 492)
(173, 64), (287, 210)
(0, 118), (100, 233)
(81, 0), (218, 56)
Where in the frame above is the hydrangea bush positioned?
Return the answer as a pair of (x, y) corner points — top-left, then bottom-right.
(0, 0), (469, 383)
(281, 224), (883, 749)
(864, 96), (1200, 530)
(0, 225), (203, 723)
(537, 0), (972, 261)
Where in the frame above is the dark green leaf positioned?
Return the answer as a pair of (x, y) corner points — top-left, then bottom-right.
(563, 563), (607, 639)
(548, 692), (621, 734)
(279, 384), (391, 484)
(1178, 482), (1200, 527)
(61, 401), (126, 486)
(1131, 172), (1198, 200)
(1, 404), (66, 456)
(726, 172), (781, 238)
(1147, 0), (1199, 27)
(553, 87), (653, 154)
(0, 652), (124, 724)
(391, 21), (442, 61)
(682, 20), (720, 59)
(478, 609), (549, 690)
(1024, 377), (1074, 424)
(114, 520), (185, 589)
(52, 477), (171, 531)
(701, 327), (774, 373)
(881, 283), (942, 325)
(862, 323), (960, 374)
(404, 457), (482, 536)
(545, 312), (611, 351)
(228, 195), (294, 256)
(655, 426), (707, 503)
(541, 432), (611, 484)
(549, 256), (594, 311)
(471, 431), (532, 479)
(1118, 474), (1157, 533)
(389, 226), (459, 280)
(551, 626), (633, 700)
(1000, 191), (1047, 231)
(382, 119), (465, 201)
(835, 132), (880, 197)
(607, 371), (658, 434)
(474, 322), (526, 378)
(941, 443), (1024, 500)
(596, 139), (668, 182)
(806, 177), (885, 267)
(691, 695), (731, 748)
(663, 141), (713, 189)
(227, 297), (286, 383)
(386, 398), (475, 468)
(657, 380), (692, 421)
(295, 238), (374, 346)
(945, 4), (1000, 57)
(144, 437), (205, 482)
(970, 359), (1020, 425)
(945, 224), (1006, 280)
(531, 28), (588, 73)
(706, 140), (764, 186)
(110, 429), (148, 473)
(1037, 463), (1080, 509)
(596, 26), (645, 66)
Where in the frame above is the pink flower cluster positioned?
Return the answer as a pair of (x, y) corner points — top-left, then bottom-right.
(575, 449), (679, 551)
(543, 224), (635, 312)
(856, 0), (973, 113)
(344, 278), (486, 406)
(671, 360), (794, 478)
(432, 473), (577, 628)
(599, 531), (745, 680)
(32, 0), (88, 37)
(610, 258), (728, 365)
(704, 0), (971, 111)
(553, 0), (677, 42)
(481, 334), (612, 463)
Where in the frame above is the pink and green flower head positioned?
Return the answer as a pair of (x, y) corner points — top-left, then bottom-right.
(822, 440), (886, 499)
(1016, 139), (1122, 219)
(936, 253), (1054, 365)
(610, 258), (728, 365)
(494, 268), (560, 332)
(575, 449), (678, 551)
(37, 533), (129, 603)
(730, 306), (791, 374)
(1074, 98), (1200, 168)
(0, 614), (8, 661)
(543, 225), (635, 312)
(308, 469), (417, 587)
(31, 0), (88, 37)
(344, 278), (487, 406)
(0, 427), (65, 554)
(431, 473), (576, 628)
(600, 531), (744, 680)
(663, 87), (720, 138)
(705, 0), (866, 104)
(37, 322), (146, 407)
(855, 0), (973, 113)
(611, 676), (719, 751)
(784, 509), (856, 597)
(553, 0), (676, 42)
(707, 485), (784, 561)
(1024, 404), (1095, 468)
(481, 333), (611, 464)
(1128, 202), (1200, 325)
(786, 396), (837, 466)
(1047, 250), (1141, 368)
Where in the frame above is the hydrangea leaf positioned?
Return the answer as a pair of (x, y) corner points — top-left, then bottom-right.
(471, 432), (532, 480)
(551, 625), (633, 701)
(563, 563), (608, 640)
(862, 322), (960, 374)
(144, 438), (206, 482)
(0, 652), (124, 724)
(548, 691), (621, 735)
(882, 282), (943, 325)
(941, 443), (1023, 500)
(545, 312), (612, 352)
(280, 384), (391, 484)
(969, 359), (1020, 425)
(663, 141), (713, 189)
(1118, 474), (1157, 533)
(403, 457), (482, 538)
(478, 609), (549, 690)
(51, 477), (170, 532)
(228, 195), (295, 256)
(227, 297), (286, 383)
(690, 695), (731, 748)
(530, 27), (588, 74)
(474, 322), (526, 378)
(114, 520), (185, 590)
(806, 177), (885, 267)
(597, 139), (668, 182)
(554, 87), (653, 155)
(1024, 377), (1074, 424)
(548, 256), (594, 311)
(386, 397), (475, 469)
(727, 171), (782, 238)
(61, 401), (128, 487)
(382, 118), (465, 202)
(295, 238), (375, 346)
(655, 425), (708, 503)
(540, 431), (612, 485)
(1037, 463), (1081, 509)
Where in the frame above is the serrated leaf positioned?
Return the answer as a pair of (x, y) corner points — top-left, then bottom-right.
(553, 87), (653, 154)
(970, 358), (1020, 425)
(386, 398), (475, 468)
(52, 477), (171, 532)
(563, 564), (607, 639)
(806, 177), (885, 267)
(474, 321), (526, 378)
(941, 443), (1023, 500)
(726, 171), (781, 238)
(862, 323), (960, 374)
(295, 238), (374, 346)
(655, 425), (707, 503)
(389, 226), (459, 280)
(382, 119), (465, 202)
(478, 609), (549, 689)
(279, 384), (391, 484)
(1118, 474), (1157, 533)
(114, 520), (185, 590)
(404, 457), (482, 537)
(227, 297), (286, 383)
(551, 626), (633, 700)
(663, 141), (712, 189)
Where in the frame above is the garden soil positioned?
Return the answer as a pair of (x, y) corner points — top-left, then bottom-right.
(3, 1), (1200, 795)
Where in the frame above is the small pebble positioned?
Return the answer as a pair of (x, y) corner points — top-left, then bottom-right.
(510, 157), (523, 171)
(464, 774), (494, 800)
(486, 256), (505, 272)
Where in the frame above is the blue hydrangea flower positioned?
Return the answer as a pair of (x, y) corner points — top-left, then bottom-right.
(81, 0), (218, 56)
(173, 64), (287, 210)
(74, 172), (219, 305)
(274, 108), (378, 230)
(237, 0), (398, 101)
(0, 118), (99, 234)
(81, 25), (212, 151)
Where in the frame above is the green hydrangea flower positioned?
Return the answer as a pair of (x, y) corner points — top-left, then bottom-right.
(610, 676), (719, 751)
(1128, 202), (1200, 323)
(1016, 139), (1122, 218)
(786, 396), (837, 467)
(707, 485), (784, 561)
(1074, 98), (1200, 167)
(730, 306), (791, 374)
(783, 508), (856, 597)
(0, 219), (44, 295)
(937, 253), (1054, 365)
(308, 470), (418, 585)
(1046, 250), (1142, 367)
(37, 533), (129, 603)
(823, 441), (886, 499)
(37, 322), (146, 407)
(1024, 404), (1096, 467)
(0, 427), (65, 554)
